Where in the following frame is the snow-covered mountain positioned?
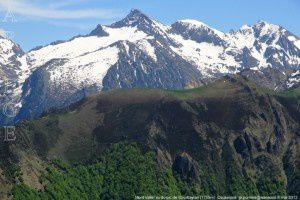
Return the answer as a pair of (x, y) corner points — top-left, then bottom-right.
(0, 9), (300, 125)
(0, 35), (28, 125)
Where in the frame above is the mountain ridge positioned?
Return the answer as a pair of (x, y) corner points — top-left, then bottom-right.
(1, 75), (299, 198)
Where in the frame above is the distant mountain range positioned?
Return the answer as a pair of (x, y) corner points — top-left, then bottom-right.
(0, 9), (299, 125)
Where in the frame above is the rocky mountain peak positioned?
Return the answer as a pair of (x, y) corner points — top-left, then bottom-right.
(253, 20), (282, 37)
(89, 24), (109, 37)
(235, 24), (253, 34)
(127, 9), (147, 18)
(110, 9), (152, 28)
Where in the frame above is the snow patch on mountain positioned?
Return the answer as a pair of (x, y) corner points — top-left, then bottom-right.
(169, 33), (238, 76)
(286, 70), (300, 88)
(0, 38), (16, 65)
(229, 25), (255, 49)
(49, 46), (119, 88)
(136, 39), (157, 61)
(28, 26), (149, 68)
(178, 19), (225, 38)
(255, 21), (281, 37)
(295, 41), (300, 49)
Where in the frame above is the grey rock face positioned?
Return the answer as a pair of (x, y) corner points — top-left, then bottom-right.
(235, 47), (260, 69)
(239, 68), (289, 91)
(89, 25), (109, 37)
(170, 21), (225, 46)
(240, 68), (300, 91)
(172, 152), (200, 182)
(102, 41), (203, 90)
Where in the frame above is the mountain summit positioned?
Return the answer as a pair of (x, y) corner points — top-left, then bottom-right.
(0, 9), (299, 126)
(111, 9), (151, 28)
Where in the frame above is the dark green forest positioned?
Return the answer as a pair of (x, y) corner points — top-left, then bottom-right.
(11, 143), (287, 200)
